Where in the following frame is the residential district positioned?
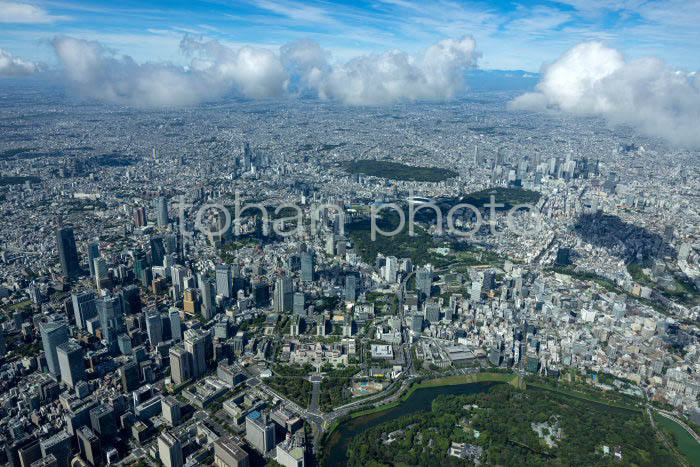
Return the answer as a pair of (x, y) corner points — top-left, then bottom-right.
(0, 92), (699, 466)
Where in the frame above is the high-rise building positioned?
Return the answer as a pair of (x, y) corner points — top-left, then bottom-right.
(183, 288), (198, 315)
(245, 411), (276, 454)
(345, 275), (357, 302)
(72, 291), (97, 329)
(300, 253), (314, 282)
(424, 302), (440, 324)
(146, 311), (163, 347)
(213, 435), (250, 467)
(133, 206), (147, 228)
(415, 267), (433, 299)
(169, 308), (182, 342)
(273, 276), (293, 313)
(89, 404), (116, 439)
(161, 396), (181, 426)
(169, 345), (192, 385)
(158, 431), (183, 467)
(216, 264), (232, 298)
(119, 361), (141, 392)
(184, 331), (206, 379)
(253, 281), (269, 308)
(76, 426), (101, 466)
(96, 295), (123, 354)
(119, 285), (141, 315)
(56, 340), (85, 388)
(150, 236), (166, 267)
(94, 257), (109, 290)
(87, 242), (100, 278)
(384, 256), (398, 283)
(154, 197), (169, 227)
(40, 320), (69, 376)
(56, 227), (81, 279)
(200, 276), (216, 320)
(292, 293), (305, 315)
(39, 430), (72, 467)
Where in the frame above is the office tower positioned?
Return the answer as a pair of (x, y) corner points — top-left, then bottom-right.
(119, 285), (141, 315)
(89, 404), (116, 438)
(133, 250), (149, 283)
(87, 242), (100, 277)
(76, 426), (101, 466)
(253, 282), (269, 307)
(555, 248), (571, 267)
(470, 281), (482, 302)
(56, 227), (81, 279)
(216, 264), (232, 298)
(57, 340), (85, 388)
(133, 206), (147, 228)
(385, 256), (399, 283)
(39, 430), (71, 467)
(411, 314), (423, 333)
(345, 275), (357, 302)
(245, 411), (276, 454)
(72, 291), (97, 329)
(171, 265), (187, 297)
(483, 271), (497, 291)
(94, 257), (109, 289)
(200, 277), (215, 320)
(343, 315), (353, 337)
(183, 288), (198, 315)
(150, 236), (166, 267)
(325, 234), (335, 255)
(213, 435), (250, 467)
(0, 329), (5, 356)
(163, 233), (178, 255)
(17, 440), (42, 467)
(158, 431), (183, 467)
(300, 253), (314, 282)
(293, 293), (305, 315)
(184, 332), (206, 379)
(416, 267), (433, 299)
(169, 308), (182, 342)
(424, 302), (440, 324)
(119, 361), (141, 392)
(161, 397), (181, 426)
(96, 295), (123, 354)
(40, 320), (69, 376)
(273, 276), (293, 313)
(169, 345), (192, 385)
(154, 197), (169, 227)
(146, 311), (163, 346)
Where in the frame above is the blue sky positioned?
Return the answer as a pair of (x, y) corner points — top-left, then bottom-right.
(1, 0), (699, 72)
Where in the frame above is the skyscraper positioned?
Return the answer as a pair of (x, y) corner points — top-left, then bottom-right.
(169, 307), (182, 342)
(72, 291), (97, 329)
(40, 320), (69, 376)
(158, 431), (183, 467)
(199, 276), (215, 320)
(184, 331), (207, 379)
(96, 295), (123, 354)
(56, 340), (85, 388)
(384, 256), (398, 283)
(146, 311), (163, 346)
(345, 275), (357, 302)
(416, 267), (433, 299)
(87, 242), (100, 278)
(133, 206), (147, 228)
(56, 227), (81, 279)
(155, 197), (169, 227)
(293, 292), (305, 315)
(273, 276), (293, 313)
(169, 345), (192, 385)
(245, 411), (275, 454)
(216, 264), (232, 298)
(150, 236), (166, 267)
(300, 253), (314, 282)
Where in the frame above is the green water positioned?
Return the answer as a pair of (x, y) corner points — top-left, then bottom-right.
(322, 381), (500, 466)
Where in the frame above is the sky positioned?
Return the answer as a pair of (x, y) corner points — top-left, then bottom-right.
(1, 1), (699, 147)
(1, 0), (699, 71)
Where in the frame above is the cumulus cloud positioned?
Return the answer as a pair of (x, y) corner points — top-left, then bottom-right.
(511, 41), (700, 147)
(310, 36), (480, 105)
(0, 48), (37, 76)
(49, 35), (479, 107)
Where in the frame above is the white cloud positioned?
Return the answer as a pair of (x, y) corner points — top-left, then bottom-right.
(0, 48), (37, 76)
(511, 41), (700, 147)
(301, 36), (480, 105)
(0, 1), (70, 23)
(49, 34), (480, 107)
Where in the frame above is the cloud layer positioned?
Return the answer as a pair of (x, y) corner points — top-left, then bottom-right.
(0, 48), (37, 76)
(47, 35), (479, 107)
(511, 41), (700, 147)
